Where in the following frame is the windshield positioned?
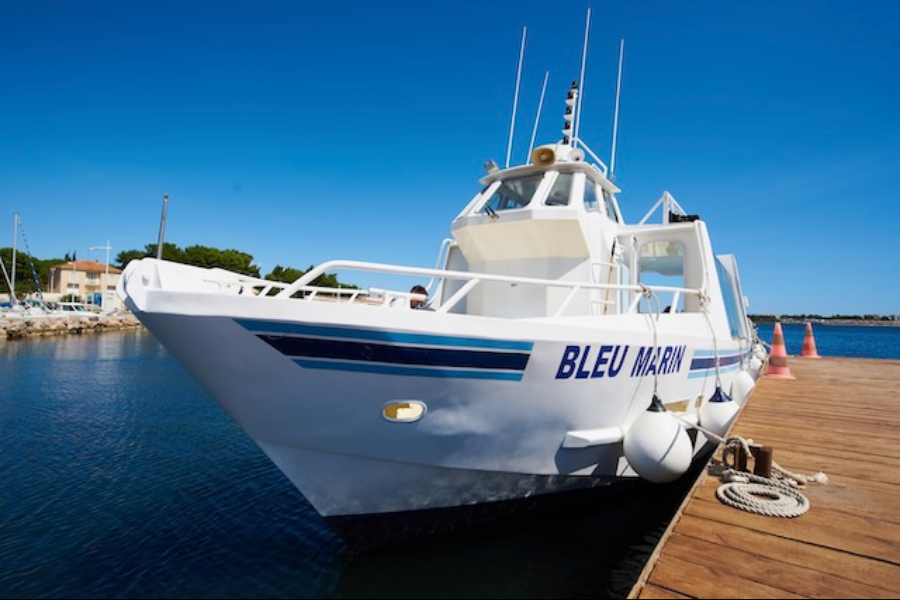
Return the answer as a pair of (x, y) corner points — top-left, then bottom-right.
(479, 174), (544, 214)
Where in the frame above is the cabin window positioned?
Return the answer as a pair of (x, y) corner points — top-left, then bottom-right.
(638, 241), (686, 313)
(603, 190), (620, 222)
(584, 179), (600, 212)
(545, 173), (574, 206)
(479, 174), (543, 213)
(715, 258), (747, 339)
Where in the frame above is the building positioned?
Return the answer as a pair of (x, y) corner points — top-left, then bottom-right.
(49, 260), (124, 311)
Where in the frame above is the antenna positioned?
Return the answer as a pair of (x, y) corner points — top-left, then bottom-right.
(610, 38), (625, 179)
(505, 26), (527, 169)
(527, 71), (550, 161)
(573, 7), (591, 148)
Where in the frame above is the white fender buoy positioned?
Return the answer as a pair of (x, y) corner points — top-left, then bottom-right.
(700, 386), (740, 441)
(623, 394), (692, 484)
(752, 343), (767, 362)
(730, 370), (756, 405)
(748, 355), (763, 380)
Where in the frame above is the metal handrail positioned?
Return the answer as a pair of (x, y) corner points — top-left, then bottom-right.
(269, 259), (700, 316)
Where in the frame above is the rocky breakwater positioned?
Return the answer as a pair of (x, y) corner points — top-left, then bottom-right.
(0, 312), (144, 340)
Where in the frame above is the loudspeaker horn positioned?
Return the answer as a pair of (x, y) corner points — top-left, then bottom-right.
(531, 145), (556, 166)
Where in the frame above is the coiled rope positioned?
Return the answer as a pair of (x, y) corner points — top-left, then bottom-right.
(716, 436), (828, 518)
(716, 470), (810, 518)
(668, 409), (828, 518)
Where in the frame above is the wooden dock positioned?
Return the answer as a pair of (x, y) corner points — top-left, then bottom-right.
(629, 357), (900, 599)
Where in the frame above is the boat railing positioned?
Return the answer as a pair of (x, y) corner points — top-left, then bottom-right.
(271, 260), (700, 317)
(199, 270), (406, 303)
(200, 274), (370, 304)
(574, 138), (609, 177)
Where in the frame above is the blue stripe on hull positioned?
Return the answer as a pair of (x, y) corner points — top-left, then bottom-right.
(689, 354), (743, 370)
(687, 362), (743, 379)
(293, 358), (525, 380)
(235, 318), (532, 380)
(236, 319), (534, 351)
(260, 336), (530, 370)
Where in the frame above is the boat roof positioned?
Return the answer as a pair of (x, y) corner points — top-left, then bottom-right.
(479, 149), (621, 195)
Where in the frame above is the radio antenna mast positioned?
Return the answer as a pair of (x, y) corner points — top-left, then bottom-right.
(610, 38), (625, 179)
(505, 26), (527, 168)
(573, 7), (591, 149)
(527, 71), (550, 160)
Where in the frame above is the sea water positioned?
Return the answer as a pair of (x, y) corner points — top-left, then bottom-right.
(1, 325), (894, 598)
(755, 322), (900, 359)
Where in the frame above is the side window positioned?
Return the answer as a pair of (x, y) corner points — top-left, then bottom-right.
(716, 258), (747, 339)
(584, 179), (600, 212)
(603, 189), (619, 222)
(545, 173), (574, 206)
(480, 174), (543, 213)
(638, 241), (685, 313)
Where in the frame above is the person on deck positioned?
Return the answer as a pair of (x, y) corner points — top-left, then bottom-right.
(410, 285), (428, 309)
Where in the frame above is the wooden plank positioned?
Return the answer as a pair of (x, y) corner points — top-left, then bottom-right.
(637, 584), (692, 599)
(629, 358), (900, 599)
(741, 401), (900, 423)
(648, 553), (805, 599)
(700, 447), (900, 524)
(694, 471), (900, 525)
(683, 493), (900, 562)
(672, 516), (900, 593)
(723, 424), (900, 459)
(658, 532), (897, 598)
(740, 413), (900, 438)
(762, 446), (900, 485)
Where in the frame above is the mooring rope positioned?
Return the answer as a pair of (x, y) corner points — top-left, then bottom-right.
(716, 469), (811, 518)
(715, 436), (828, 518)
(667, 410), (828, 518)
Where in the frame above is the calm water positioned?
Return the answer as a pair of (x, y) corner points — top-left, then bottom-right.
(755, 322), (900, 359)
(1, 330), (704, 599)
(3, 325), (895, 598)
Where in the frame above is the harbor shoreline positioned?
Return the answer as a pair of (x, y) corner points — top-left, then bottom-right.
(0, 313), (144, 340)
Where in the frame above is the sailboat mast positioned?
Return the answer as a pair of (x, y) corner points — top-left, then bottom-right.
(0, 251), (14, 304)
(157, 193), (169, 259)
(11, 212), (18, 299)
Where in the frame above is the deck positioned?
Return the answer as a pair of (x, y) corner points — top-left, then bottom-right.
(629, 356), (900, 599)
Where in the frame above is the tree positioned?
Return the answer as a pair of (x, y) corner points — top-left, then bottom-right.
(114, 242), (260, 277)
(112, 243), (360, 288)
(265, 264), (358, 289)
(266, 265), (305, 283)
(115, 243), (184, 268)
(115, 249), (148, 268)
(183, 245), (260, 277)
(1, 248), (64, 296)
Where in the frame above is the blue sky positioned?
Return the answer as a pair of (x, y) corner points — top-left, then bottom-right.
(1, 1), (898, 315)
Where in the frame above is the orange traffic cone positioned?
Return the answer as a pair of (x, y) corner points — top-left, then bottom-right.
(764, 322), (796, 379)
(801, 322), (821, 359)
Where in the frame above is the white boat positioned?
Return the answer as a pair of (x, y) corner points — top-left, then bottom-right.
(117, 37), (766, 540)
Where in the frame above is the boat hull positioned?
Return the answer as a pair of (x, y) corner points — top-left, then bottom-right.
(323, 464), (709, 552)
(134, 297), (749, 519)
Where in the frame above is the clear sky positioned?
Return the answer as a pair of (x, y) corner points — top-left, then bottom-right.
(1, 1), (898, 315)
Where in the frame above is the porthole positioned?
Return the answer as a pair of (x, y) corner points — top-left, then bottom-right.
(382, 400), (427, 423)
